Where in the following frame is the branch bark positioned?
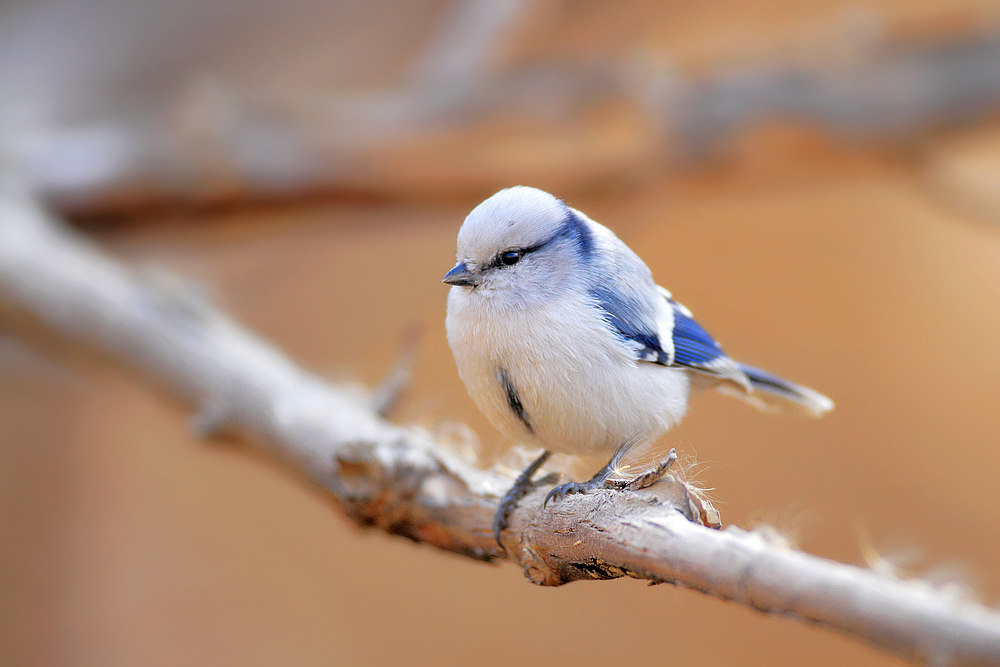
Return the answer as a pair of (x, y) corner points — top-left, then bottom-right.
(1, 187), (999, 665)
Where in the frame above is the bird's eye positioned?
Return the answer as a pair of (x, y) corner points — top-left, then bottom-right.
(500, 250), (522, 267)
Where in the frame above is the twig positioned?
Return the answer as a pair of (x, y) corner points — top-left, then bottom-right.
(0, 189), (999, 665)
(370, 323), (422, 420)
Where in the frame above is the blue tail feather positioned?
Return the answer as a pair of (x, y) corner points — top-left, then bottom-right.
(734, 363), (834, 417)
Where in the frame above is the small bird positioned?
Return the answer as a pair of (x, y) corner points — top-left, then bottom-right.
(443, 186), (832, 545)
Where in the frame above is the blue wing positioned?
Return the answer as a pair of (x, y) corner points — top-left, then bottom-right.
(668, 299), (726, 366)
(588, 283), (670, 365)
(590, 280), (750, 389)
(570, 209), (827, 412)
(591, 279), (829, 412)
(575, 218), (748, 387)
(664, 297), (750, 388)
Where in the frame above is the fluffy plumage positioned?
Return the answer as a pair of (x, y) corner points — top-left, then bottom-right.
(444, 186), (832, 458)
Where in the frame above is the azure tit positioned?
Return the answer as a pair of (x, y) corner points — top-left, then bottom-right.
(443, 186), (832, 547)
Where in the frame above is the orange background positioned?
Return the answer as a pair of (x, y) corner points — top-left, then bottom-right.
(3, 1), (1000, 665)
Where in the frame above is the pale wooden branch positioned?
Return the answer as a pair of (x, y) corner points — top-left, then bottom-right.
(1, 187), (999, 666)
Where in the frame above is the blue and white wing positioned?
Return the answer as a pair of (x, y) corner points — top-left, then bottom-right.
(592, 281), (832, 416)
(587, 276), (749, 390)
(657, 287), (750, 390)
(580, 217), (831, 415)
(661, 288), (833, 416)
(588, 281), (671, 365)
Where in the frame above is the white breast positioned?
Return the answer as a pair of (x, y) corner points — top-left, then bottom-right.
(446, 285), (690, 456)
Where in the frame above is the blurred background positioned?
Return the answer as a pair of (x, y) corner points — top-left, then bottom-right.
(2, 0), (1000, 664)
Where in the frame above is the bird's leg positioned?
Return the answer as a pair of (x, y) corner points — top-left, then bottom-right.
(493, 449), (553, 547)
(544, 446), (678, 506)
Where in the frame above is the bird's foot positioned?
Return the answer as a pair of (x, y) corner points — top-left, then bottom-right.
(544, 447), (678, 506)
(493, 450), (553, 548)
(543, 477), (608, 506)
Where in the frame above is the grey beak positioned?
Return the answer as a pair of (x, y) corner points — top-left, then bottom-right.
(442, 262), (480, 287)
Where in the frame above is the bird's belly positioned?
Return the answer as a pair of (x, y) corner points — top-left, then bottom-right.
(447, 291), (690, 456)
(507, 351), (690, 455)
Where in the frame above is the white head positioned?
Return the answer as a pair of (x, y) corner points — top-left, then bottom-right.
(442, 186), (595, 306)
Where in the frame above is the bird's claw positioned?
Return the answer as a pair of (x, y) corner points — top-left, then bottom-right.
(543, 480), (602, 507)
(542, 447), (678, 507)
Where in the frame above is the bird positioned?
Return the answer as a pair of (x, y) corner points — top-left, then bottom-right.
(442, 186), (833, 546)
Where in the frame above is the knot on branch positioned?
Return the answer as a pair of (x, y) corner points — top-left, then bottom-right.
(332, 438), (433, 522)
(330, 437), (501, 562)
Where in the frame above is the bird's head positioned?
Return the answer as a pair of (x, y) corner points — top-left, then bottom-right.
(442, 186), (594, 304)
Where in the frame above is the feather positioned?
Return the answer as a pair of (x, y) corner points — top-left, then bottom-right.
(723, 363), (834, 417)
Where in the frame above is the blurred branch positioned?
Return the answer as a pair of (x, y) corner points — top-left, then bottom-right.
(12, 12), (1000, 212)
(1, 189), (1000, 665)
(409, 0), (526, 86)
(666, 30), (1000, 156)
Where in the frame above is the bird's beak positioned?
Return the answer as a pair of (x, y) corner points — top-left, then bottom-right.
(442, 262), (480, 287)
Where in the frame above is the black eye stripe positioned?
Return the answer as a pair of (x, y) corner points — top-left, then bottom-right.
(487, 210), (593, 271)
(489, 233), (556, 269)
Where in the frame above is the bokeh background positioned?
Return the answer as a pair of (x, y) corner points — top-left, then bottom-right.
(3, 0), (1000, 665)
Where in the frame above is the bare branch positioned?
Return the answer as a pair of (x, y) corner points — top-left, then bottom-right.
(0, 188), (999, 665)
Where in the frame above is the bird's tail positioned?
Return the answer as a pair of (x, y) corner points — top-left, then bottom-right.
(718, 363), (834, 417)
